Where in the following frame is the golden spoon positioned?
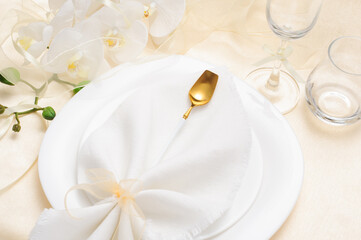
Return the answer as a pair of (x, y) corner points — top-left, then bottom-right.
(183, 70), (219, 119)
(152, 70), (219, 167)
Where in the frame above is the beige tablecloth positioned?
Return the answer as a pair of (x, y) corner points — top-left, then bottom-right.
(1, 0), (361, 239)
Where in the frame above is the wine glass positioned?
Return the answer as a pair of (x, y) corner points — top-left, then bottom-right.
(245, 0), (323, 114)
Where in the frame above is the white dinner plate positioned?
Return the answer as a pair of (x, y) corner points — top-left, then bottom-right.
(38, 55), (303, 240)
(38, 55), (264, 237)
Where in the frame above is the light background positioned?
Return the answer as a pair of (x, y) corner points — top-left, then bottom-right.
(0, 0), (361, 239)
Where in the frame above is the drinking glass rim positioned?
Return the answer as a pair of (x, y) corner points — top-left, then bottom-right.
(328, 36), (361, 76)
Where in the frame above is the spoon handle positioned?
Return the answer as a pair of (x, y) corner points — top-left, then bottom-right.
(183, 104), (194, 119)
(152, 118), (186, 167)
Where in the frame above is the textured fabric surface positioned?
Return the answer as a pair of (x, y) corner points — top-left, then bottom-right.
(0, 0), (361, 239)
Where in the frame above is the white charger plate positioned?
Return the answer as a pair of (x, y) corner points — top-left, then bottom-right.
(38, 55), (303, 240)
(38, 55), (264, 237)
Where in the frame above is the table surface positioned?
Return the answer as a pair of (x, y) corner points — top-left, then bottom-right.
(1, 0), (361, 239)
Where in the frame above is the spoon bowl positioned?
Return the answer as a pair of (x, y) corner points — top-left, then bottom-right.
(183, 70), (218, 119)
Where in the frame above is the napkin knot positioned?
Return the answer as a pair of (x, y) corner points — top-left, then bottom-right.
(61, 169), (146, 240)
(114, 185), (132, 201)
(113, 180), (141, 212)
(65, 169), (144, 220)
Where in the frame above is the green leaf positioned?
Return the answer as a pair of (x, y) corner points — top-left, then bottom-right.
(0, 68), (20, 86)
(73, 80), (90, 94)
(0, 104), (5, 114)
(42, 106), (56, 120)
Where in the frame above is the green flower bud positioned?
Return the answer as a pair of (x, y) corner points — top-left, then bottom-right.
(73, 80), (90, 94)
(0, 104), (5, 114)
(42, 106), (56, 120)
(12, 124), (21, 132)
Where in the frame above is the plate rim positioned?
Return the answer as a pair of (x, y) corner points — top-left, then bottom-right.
(230, 77), (304, 240)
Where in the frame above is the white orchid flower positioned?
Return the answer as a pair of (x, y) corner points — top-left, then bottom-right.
(16, 0), (74, 59)
(41, 25), (104, 80)
(17, 22), (53, 58)
(90, 6), (148, 63)
(138, 0), (186, 38)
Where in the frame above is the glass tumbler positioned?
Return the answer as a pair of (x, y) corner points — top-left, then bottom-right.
(306, 36), (361, 125)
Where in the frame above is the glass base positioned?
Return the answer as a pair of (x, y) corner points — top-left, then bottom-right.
(305, 82), (361, 125)
(244, 68), (300, 114)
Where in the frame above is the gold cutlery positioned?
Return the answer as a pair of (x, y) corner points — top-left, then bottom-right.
(183, 70), (218, 119)
(153, 70), (219, 167)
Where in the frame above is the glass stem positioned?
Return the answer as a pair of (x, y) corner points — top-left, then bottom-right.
(266, 39), (288, 90)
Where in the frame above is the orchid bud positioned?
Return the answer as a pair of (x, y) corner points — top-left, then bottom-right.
(42, 106), (56, 120)
(12, 124), (21, 132)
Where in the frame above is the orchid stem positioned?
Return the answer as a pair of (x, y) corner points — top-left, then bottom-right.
(19, 79), (46, 98)
(15, 113), (20, 124)
(16, 107), (44, 116)
(49, 74), (76, 87)
(19, 79), (37, 92)
(35, 82), (47, 97)
(53, 78), (76, 87)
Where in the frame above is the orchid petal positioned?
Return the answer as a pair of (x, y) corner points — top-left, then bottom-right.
(49, 0), (97, 22)
(42, 25), (54, 44)
(78, 44), (105, 79)
(86, 1), (105, 16)
(73, 18), (104, 38)
(27, 41), (48, 58)
(42, 28), (83, 73)
(72, 0), (92, 21)
(91, 6), (126, 29)
(108, 21), (148, 63)
(50, 0), (74, 34)
(18, 22), (53, 58)
(91, 6), (121, 28)
(147, 0), (186, 38)
(18, 22), (48, 41)
(117, 1), (144, 22)
(92, 2), (143, 29)
(48, 0), (67, 11)
(89, 6), (148, 63)
(42, 27), (104, 79)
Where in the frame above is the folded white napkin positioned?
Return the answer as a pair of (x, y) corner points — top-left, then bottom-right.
(30, 63), (252, 240)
